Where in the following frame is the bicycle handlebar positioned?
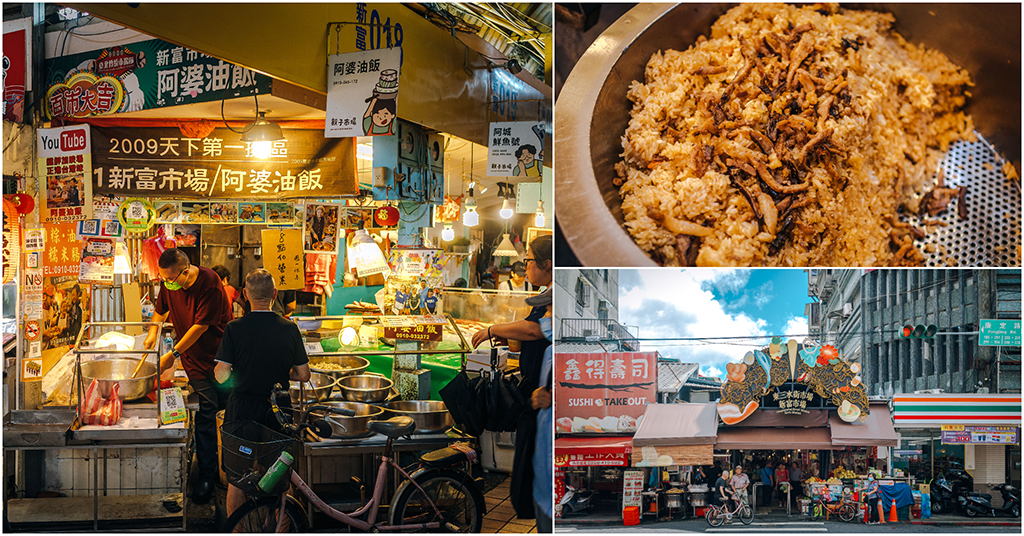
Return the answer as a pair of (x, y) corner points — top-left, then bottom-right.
(268, 386), (358, 438)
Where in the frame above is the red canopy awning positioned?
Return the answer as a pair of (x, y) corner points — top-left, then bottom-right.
(555, 436), (633, 467)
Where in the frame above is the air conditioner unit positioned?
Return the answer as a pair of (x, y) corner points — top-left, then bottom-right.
(914, 389), (945, 394)
(842, 303), (853, 318)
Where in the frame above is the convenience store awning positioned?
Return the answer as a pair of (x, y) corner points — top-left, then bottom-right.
(829, 404), (899, 447)
(555, 436), (632, 467)
(892, 394), (1022, 428)
(715, 426), (834, 450)
(630, 403), (718, 466)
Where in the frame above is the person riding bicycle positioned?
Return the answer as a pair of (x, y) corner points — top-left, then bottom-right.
(716, 467), (737, 512)
(214, 268), (311, 521)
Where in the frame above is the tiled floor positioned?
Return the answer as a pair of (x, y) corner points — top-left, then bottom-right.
(483, 478), (538, 533)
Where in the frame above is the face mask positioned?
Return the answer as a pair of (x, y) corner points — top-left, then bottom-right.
(539, 317), (552, 341)
(163, 280), (183, 291)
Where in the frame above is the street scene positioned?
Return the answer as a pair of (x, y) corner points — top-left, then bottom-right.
(553, 269), (1021, 533)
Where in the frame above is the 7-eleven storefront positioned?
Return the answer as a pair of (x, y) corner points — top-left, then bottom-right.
(892, 394), (1021, 494)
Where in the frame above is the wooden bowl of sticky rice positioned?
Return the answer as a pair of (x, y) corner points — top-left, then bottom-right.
(556, 3), (1020, 267)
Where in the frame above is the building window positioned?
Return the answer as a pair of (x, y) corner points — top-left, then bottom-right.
(575, 277), (590, 316)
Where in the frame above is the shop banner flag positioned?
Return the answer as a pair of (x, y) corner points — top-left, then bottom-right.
(3, 22), (29, 122)
(91, 127), (357, 199)
(43, 38), (271, 119)
(43, 222), (82, 278)
(487, 121), (544, 177)
(37, 124), (94, 223)
(326, 47), (402, 138)
(262, 229), (304, 290)
(554, 351), (657, 434)
(2, 198), (20, 283)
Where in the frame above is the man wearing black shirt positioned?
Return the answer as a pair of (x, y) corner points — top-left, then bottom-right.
(214, 268), (310, 520)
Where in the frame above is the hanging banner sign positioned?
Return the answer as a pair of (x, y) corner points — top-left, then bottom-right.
(554, 352), (657, 434)
(37, 124), (94, 223)
(43, 38), (272, 118)
(261, 229), (304, 290)
(3, 23), (29, 122)
(326, 47), (402, 137)
(2, 198), (20, 283)
(42, 222), (82, 278)
(487, 121), (545, 177)
(90, 127), (357, 199)
(940, 425), (1020, 445)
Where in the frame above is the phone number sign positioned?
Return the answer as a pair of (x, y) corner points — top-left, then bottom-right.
(940, 425), (1019, 445)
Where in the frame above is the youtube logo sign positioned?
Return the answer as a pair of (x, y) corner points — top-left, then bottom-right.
(37, 124), (91, 157)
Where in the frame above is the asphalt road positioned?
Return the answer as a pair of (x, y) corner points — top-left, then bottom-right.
(556, 517), (1020, 533)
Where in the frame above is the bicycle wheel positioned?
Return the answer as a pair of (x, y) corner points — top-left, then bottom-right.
(222, 495), (307, 533)
(838, 503), (856, 522)
(391, 470), (484, 533)
(706, 507), (725, 527)
(809, 502), (825, 521)
(738, 504), (754, 525)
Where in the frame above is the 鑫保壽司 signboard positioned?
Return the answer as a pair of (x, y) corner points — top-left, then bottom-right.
(940, 425), (1019, 445)
(325, 48), (402, 138)
(979, 319), (1021, 346)
(44, 38), (271, 119)
(90, 127), (357, 199)
(554, 352), (657, 434)
(487, 121), (544, 177)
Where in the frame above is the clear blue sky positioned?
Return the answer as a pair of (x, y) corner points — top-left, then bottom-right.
(617, 269), (810, 379)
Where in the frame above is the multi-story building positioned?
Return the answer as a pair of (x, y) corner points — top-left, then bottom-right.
(553, 269), (639, 351)
(806, 269), (863, 362)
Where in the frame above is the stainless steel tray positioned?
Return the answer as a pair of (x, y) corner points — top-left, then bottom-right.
(3, 410), (77, 448)
(70, 408), (189, 443)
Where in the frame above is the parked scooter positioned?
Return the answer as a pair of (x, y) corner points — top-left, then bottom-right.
(931, 475), (957, 515)
(958, 483), (1021, 518)
(560, 484), (596, 516)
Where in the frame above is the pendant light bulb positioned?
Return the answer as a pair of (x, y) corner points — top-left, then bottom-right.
(534, 199), (546, 228)
(241, 111), (285, 159)
(499, 197), (514, 219)
(441, 224), (455, 241)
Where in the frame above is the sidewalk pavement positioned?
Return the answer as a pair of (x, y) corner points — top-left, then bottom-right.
(482, 477), (538, 533)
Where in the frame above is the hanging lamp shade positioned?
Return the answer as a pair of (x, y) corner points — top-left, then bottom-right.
(241, 112), (285, 159)
(493, 234), (518, 257)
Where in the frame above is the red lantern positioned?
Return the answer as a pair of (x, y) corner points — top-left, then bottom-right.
(374, 205), (399, 227)
(4, 193), (34, 214)
(2, 198), (20, 284)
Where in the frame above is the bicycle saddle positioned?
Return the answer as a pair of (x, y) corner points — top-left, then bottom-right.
(368, 416), (416, 438)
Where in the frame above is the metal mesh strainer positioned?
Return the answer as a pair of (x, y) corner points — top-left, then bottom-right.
(905, 134), (1021, 267)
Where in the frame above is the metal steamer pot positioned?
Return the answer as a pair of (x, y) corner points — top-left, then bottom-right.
(337, 374), (393, 403)
(381, 400), (454, 434)
(308, 356), (371, 379)
(289, 372), (339, 405)
(80, 358), (157, 401)
(312, 402), (384, 439)
(555, 3), (1021, 267)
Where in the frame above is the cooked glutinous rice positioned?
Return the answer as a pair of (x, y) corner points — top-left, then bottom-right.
(616, 3), (975, 266)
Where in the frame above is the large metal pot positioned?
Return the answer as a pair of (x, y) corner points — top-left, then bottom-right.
(289, 372), (339, 404)
(666, 492), (684, 509)
(80, 358), (156, 401)
(381, 400), (454, 434)
(308, 356), (370, 379)
(311, 402), (384, 439)
(556, 4), (1021, 267)
(337, 374), (393, 403)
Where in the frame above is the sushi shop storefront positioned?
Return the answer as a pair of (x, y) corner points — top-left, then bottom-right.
(553, 352), (658, 521)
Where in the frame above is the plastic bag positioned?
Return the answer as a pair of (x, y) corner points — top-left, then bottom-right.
(80, 378), (123, 426)
(139, 226), (176, 279)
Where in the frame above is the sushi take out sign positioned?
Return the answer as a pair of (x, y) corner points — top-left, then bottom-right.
(554, 352), (657, 434)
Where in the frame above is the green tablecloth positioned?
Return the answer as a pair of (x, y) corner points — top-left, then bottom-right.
(316, 339), (464, 401)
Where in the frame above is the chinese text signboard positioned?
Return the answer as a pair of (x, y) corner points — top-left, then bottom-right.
(554, 452), (630, 468)
(623, 470), (644, 510)
(42, 222), (82, 278)
(37, 124), (94, 223)
(261, 229), (303, 290)
(773, 387), (814, 415)
(487, 121), (544, 177)
(940, 425), (1019, 445)
(554, 352), (657, 434)
(326, 47), (402, 138)
(44, 38), (272, 118)
(91, 127), (357, 199)
(383, 322), (444, 342)
(979, 319), (1022, 347)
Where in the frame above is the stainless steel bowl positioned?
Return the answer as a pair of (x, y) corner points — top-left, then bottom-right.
(311, 402), (384, 439)
(556, 3), (1021, 267)
(337, 374), (393, 403)
(80, 358), (157, 401)
(289, 372), (339, 405)
(381, 400), (454, 434)
(308, 356), (371, 379)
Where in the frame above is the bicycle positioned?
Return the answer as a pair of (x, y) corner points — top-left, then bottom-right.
(706, 492), (754, 526)
(808, 488), (856, 522)
(221, 386), (485, 532)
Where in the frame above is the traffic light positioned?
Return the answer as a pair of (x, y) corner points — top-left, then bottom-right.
(900, 324), (938, 338)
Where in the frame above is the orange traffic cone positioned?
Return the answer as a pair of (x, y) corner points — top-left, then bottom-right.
(889, 499), (898, 523)
(877, 501), (886, 524)
(862, 502), (870, 523)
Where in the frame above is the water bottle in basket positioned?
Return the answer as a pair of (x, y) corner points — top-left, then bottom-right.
(258, 451), (295, 493)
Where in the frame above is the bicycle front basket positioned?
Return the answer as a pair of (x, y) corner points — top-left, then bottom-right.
(220, 420), (297, 497)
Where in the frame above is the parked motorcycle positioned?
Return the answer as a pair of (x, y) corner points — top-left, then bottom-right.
(560, 484), (595, 516)
(958, 483), (1020, 518)
(931, 475), (957, 515)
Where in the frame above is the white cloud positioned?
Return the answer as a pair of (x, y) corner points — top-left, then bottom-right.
(753, 280), (774, 309)
(703, 365), (724, 379)
(782, 315), (809, 339)
(618, 269), (769, 375)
